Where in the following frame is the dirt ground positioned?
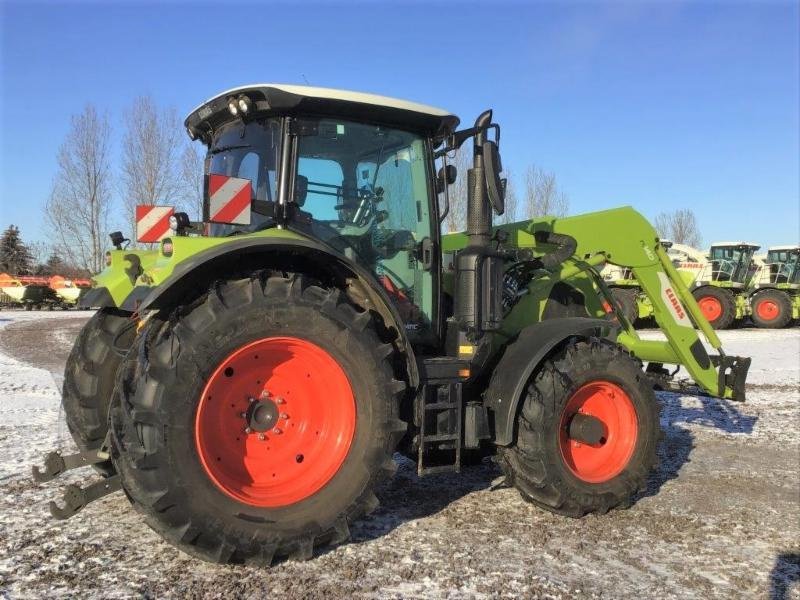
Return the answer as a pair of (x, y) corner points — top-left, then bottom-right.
(0, 311), (798, 599)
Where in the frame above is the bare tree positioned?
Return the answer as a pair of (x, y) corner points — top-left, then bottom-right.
(654, 209), (702, 248)
(44, 105), (112, 273)
(439, 146), (471, 233)
(120, 95), (185, 238)
(180, 144), (204, 220)
(524, 164), (569, 218)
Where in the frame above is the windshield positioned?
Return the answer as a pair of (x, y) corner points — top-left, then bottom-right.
(709, 246), (754, 283)
(206, 119), (281, 235)
(766, 250), (800, 283)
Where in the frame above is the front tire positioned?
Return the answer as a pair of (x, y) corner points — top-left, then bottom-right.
(498, 339), (660, 517)
(751, 289), (792, 329)
(110, 274), (407, 565)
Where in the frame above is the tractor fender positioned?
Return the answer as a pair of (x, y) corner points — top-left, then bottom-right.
(137, 235), (419, 387)
(486, 317), (619, 446)
(78, 287), (115, 309)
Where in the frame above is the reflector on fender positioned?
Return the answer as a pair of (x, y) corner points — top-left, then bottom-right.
(136, 205), (174, 243)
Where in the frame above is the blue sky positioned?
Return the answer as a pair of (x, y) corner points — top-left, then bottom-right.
(1, 1), (798, 249)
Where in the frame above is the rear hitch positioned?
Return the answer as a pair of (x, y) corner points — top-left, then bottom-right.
(48, 476), (122, 520)
(32, 433), (123, 520)
(31, 448), (110, 483)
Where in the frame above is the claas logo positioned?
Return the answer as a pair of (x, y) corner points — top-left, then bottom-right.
(664, 287), (686, 320)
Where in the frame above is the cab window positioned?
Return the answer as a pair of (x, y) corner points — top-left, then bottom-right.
(293, 119), (436, 341)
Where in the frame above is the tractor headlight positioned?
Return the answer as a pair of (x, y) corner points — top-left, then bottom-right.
(237, 95), (251, 114)
(227, 99), (239, 116)
(162, 238), (174, 257)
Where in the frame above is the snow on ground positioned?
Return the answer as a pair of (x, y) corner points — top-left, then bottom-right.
(0, 311), (798, 599)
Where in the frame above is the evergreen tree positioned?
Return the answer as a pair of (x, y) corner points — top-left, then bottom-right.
(0, 225), (34, 275)
(35, 252), (66, 276)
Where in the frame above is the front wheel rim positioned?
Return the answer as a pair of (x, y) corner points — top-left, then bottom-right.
(697, 296), (723, 321)
(195, 337), (356, 508)
(558, 381), (638, 483)
(756, 299), (779, 321)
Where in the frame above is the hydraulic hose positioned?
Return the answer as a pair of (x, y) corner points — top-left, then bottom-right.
(534, 231), (578, 271)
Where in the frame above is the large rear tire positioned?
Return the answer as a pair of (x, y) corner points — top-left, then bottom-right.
(692, 286), (736, 329)
(62, 308), (136, 476)
(751, 289), (792, 329)
(110, 274), (407, 565)
(498, 339), (659, 517)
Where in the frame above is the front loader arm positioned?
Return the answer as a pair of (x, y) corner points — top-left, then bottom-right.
(503, 206), (750, 401)
(618, 246), (749, 400)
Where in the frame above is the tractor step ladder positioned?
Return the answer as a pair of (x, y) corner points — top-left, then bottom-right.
(417, 357), (468, 476)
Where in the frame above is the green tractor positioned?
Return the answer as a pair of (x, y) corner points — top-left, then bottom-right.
(34, 85), (750, 565)
(748, 245), (800, 328)
(678, 242), (760, 329)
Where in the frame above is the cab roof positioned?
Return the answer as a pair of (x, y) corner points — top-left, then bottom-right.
(711, 241), (760, 249)
(185, 84), (460, 142)
(768, 245), (800, 251)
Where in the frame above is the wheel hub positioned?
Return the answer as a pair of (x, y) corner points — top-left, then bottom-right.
(246, 397), (279, 432)
(567, 413), (607, 446)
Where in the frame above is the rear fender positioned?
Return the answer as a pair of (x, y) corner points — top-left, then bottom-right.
(485, 317), (619, 446)
(138, 236), (419, 386)
(79, 249), (159, 309)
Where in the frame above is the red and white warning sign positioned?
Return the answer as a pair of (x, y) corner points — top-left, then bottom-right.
(208, 174), (252, 225)
(136, 205), (174, 243)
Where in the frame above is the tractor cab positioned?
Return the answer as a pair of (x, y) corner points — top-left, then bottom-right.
(762, 245), (800, 286)
(183, 84), (463, 345)
(707, 242), (760, 286)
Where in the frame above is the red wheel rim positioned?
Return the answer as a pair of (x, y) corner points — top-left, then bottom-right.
(558, 381), (638, 483)
(697, 296), (723, 322)
(755, 299), (779, 321)
(195, 337), (355, 507)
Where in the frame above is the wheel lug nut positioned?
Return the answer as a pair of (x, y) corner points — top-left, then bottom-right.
(248, 397), (256, 403)
(258, 433), (265, 441)
(280, 413), (288, 419)
(275, 397), (285, 405)
(240, 412), (247, 418)
(244, 427), (252, 434)
(272, 427), (282, 435)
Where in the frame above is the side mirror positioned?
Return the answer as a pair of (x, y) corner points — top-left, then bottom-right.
(483, 140), (505, 215)
(436, 164), (457, 194)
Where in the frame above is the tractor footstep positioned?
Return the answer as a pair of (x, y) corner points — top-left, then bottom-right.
(48, 475), (122, 520)
(32, 448), (110, 483)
